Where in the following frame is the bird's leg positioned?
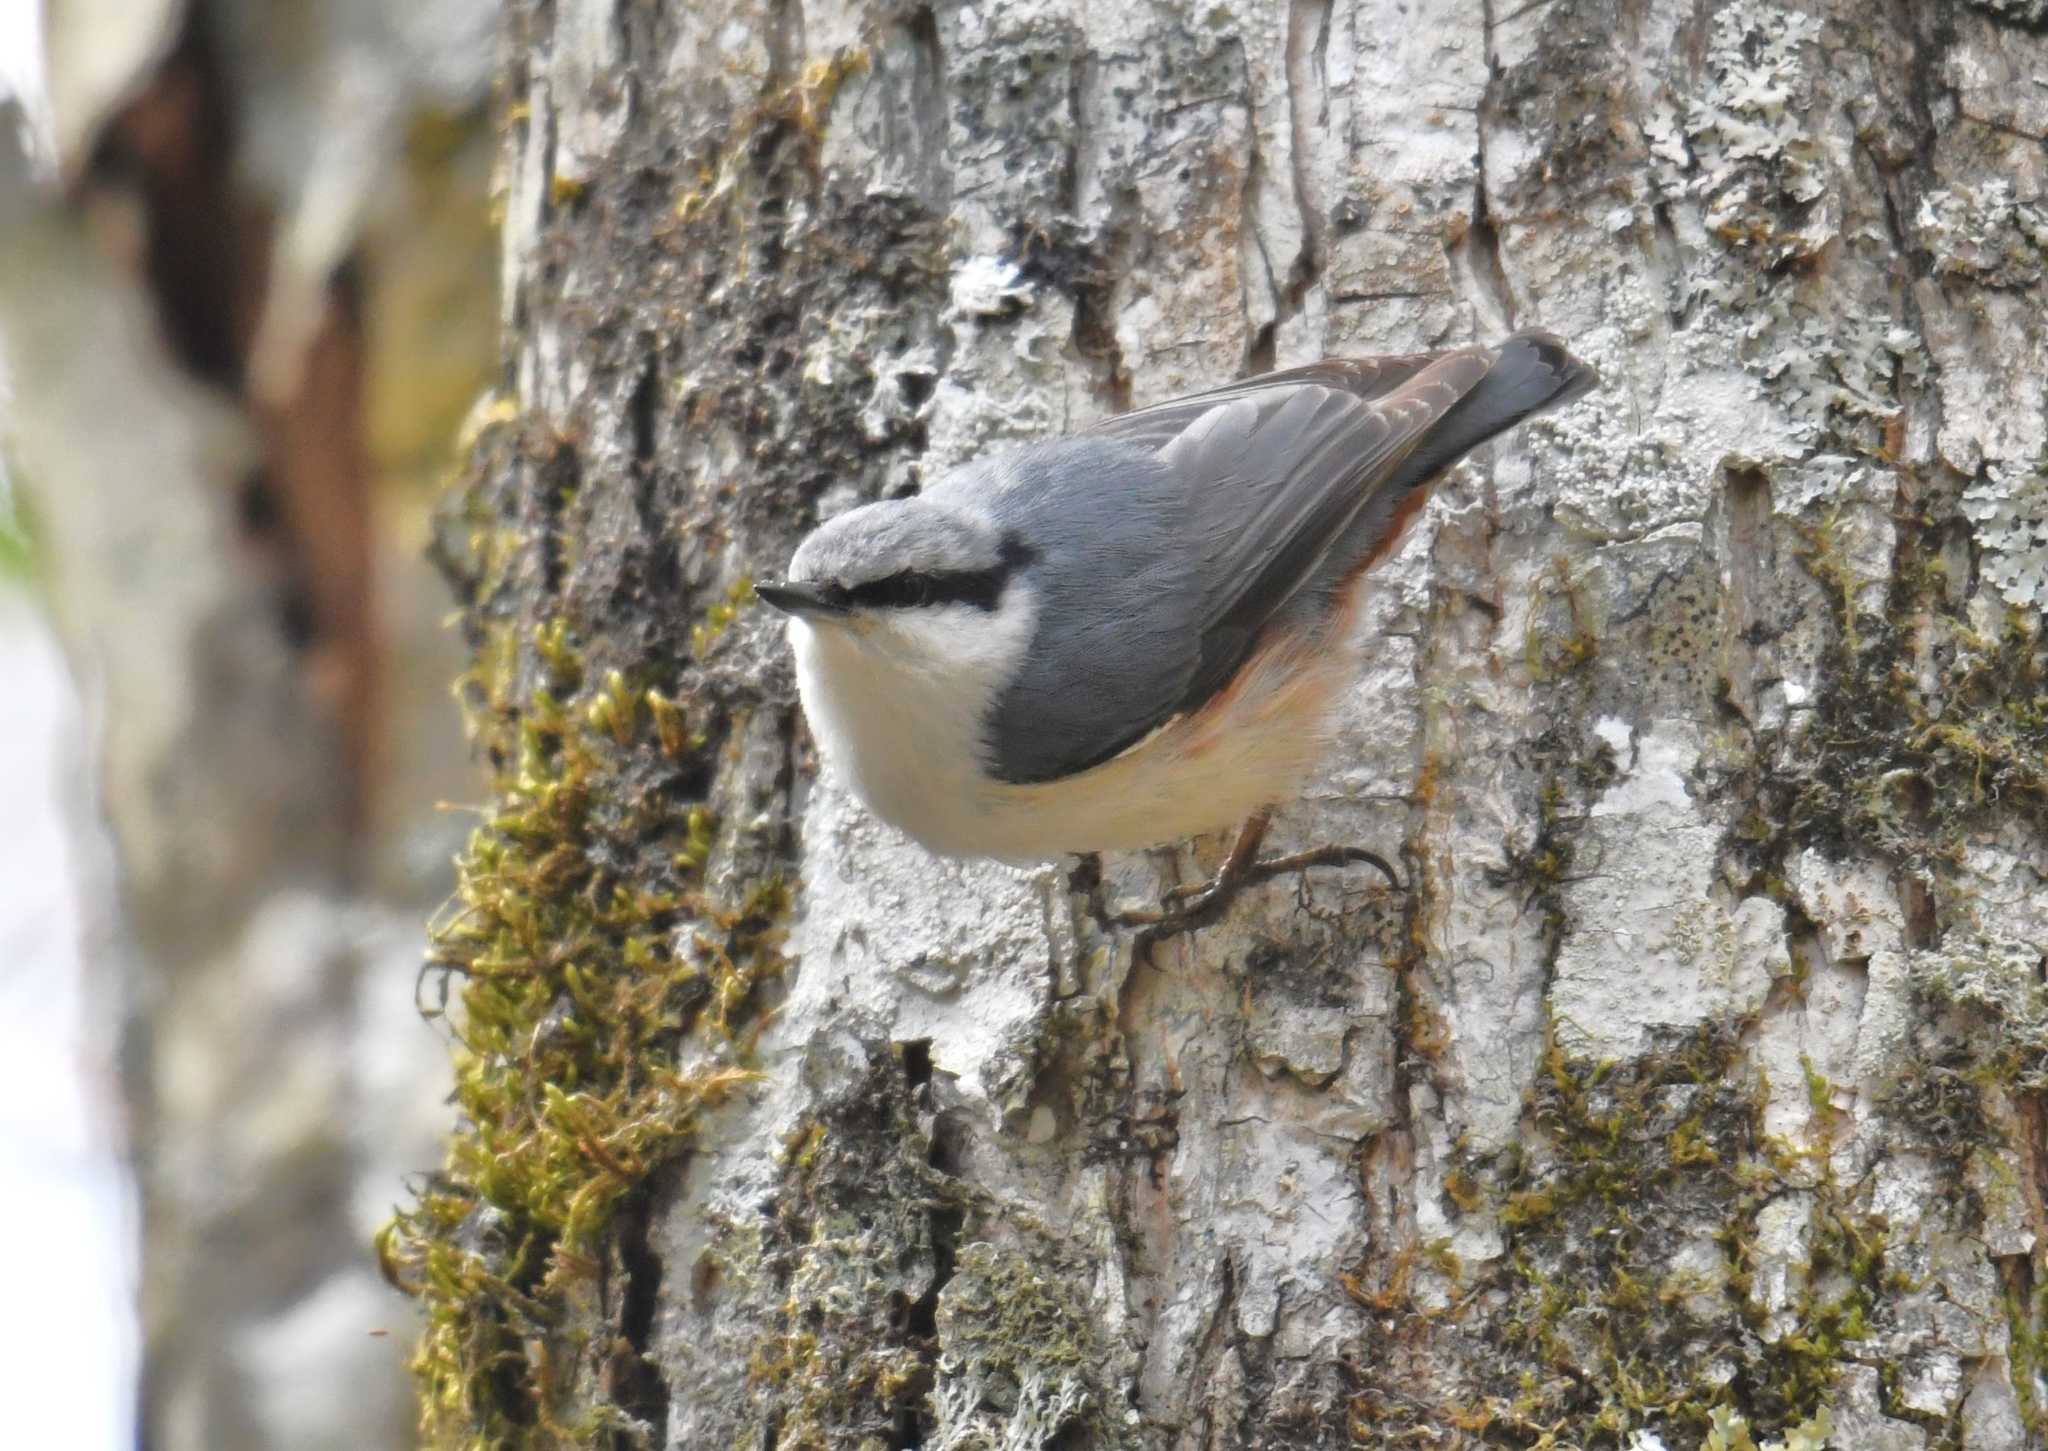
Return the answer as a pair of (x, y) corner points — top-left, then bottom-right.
(1114, 810), (1406, 938)
(1114, 810), (1270, 933)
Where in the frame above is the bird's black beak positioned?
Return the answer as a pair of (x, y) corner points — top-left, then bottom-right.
(755, 579), (850, 617)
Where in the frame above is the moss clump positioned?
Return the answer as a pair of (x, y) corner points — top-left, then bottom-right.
(1346, 1024), (1889, 1448)
(690, 577), (754, 659)
(1488, 722), (1621, 961)
(380, 8), (964, 1440)
(1786, 516), (2048, 869)
(378, 616), (787, 1448)
(2006, 1273), (2048, 1440)
(720, 1042), (960, 1451)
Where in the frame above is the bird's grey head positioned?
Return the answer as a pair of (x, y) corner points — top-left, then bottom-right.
(757, 498), (1030, 622)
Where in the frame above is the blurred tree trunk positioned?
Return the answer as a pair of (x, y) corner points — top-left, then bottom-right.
(389, 0), (2048, 1446)
(4, 6), (496, 1449)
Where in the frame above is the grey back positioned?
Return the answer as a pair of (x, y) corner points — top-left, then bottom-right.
(935, 439), (1207, 786)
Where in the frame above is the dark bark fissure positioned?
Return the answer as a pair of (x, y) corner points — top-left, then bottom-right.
(534, 436), (580, 599)
(1720, 461), (1776, 734)
(1067, 248), (1133, 415)
(98, 6), (249, 390)
(611, 1184), (673, 1446)
(908, 5), (949, 166)
(766, 0), (807, 91)
(897, 1208), (962, 1450)
(1281, 0), (1332, 315)
(628, 353), (659, 469)
(1230, 33), (1281, 378)
(1460, 0), (1520, 335)
(1190, 1253), (1240, 1445)
(899, 1036), (964, 1449)
(1006, 44), (1131, 417)
(1242, 0), (1333, 371)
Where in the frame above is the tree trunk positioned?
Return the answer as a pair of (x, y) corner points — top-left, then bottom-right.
(385, 0), (2048, 1446)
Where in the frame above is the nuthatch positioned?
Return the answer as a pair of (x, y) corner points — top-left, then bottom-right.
(759, 332), (1596, 927)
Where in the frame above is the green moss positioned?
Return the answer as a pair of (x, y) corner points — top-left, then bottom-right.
(2006, 1274), (2048, 1440)
(378, 615), (789, 1448)
(1349, 1023), (1890, 1447)
(1444, 1167), (1488, 1214)
(1786, 515), (2048, 868)
(381, 19), (970, 1443)
(691, 577), (755, 659)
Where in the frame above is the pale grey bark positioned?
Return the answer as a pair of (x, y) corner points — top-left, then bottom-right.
(460, 0), (2048, 1446)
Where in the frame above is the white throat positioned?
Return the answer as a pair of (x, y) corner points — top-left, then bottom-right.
(789, 593), (1038, 855)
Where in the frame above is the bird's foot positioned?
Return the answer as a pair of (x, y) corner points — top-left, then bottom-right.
(1112, 812), (1405, 940)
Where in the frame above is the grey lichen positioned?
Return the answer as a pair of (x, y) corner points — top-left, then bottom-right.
(1963, 460), (2048, 608)
(1916, 180), (2048, 289)
(1640, 2), (1927, 457)
(930, 1241), (1139, 1451)
(1647, 4), (1832, 267)
(1910, 931), (2048, 1091)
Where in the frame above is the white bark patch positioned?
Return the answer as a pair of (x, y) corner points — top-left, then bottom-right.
(790, 772), (1069, 1114)
(1552, 720), (1782, 1058)
(1828, 1364), (1929, 1451)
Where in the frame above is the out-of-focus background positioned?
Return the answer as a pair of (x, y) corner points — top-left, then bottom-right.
(0, 2), (502, 1445)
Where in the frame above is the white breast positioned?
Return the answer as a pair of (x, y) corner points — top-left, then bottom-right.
(791, 602), (1361, 863)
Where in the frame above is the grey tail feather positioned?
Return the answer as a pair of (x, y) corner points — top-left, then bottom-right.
(1382, 330), (1597, 494)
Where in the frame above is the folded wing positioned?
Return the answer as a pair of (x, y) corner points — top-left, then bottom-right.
(988, 332), (1596, 784)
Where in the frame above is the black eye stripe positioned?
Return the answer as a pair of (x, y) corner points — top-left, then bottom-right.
(846, 566), (1006, 611)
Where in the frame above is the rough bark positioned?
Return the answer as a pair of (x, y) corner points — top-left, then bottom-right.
(387, 0), (2048, 1447)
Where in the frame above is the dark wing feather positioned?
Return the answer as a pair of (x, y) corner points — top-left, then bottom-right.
(1159, 349), (1496, 714)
